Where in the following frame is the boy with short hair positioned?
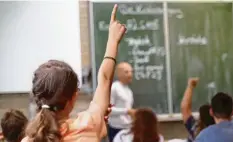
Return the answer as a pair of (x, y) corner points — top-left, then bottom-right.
(195, 92), (233, 142)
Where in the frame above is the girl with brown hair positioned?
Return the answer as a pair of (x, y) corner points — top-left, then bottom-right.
(113, 108), (164, 142)
(21, 4), (126, 142)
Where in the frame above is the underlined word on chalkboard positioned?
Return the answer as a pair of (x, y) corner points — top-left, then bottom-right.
(118, 4), (184, 19)
(178, 34), (208, 45)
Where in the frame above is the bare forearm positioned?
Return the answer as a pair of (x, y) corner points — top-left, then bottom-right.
(181, 86), (193, 121)
(93, 41), (119, 112)
(98, 41), (118, 82)
(181, 86), (193, 111)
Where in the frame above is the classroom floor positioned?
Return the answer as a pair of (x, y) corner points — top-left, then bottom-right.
(0, 93), (188, 140)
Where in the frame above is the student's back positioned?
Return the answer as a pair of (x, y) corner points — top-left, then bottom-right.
(195, 121), (233, 142)
(195, 92), (233, 142)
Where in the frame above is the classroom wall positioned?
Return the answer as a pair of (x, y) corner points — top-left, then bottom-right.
(0, 1), (82, 93)
(80, 1), (91, 67)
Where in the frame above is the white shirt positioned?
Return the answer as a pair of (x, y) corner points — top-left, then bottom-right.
(113, 129), (164, 142)
(109, 81), (134, 129)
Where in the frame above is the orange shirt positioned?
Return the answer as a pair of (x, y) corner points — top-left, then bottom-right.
(0, 132), (4, 141)
(22, 102), (106, 142)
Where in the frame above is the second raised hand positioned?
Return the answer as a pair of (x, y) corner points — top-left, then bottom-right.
(188, 77), (199, 88)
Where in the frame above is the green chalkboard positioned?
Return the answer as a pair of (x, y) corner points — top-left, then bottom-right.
(168, 3), (233, 113)
(91, 2), (169, 114)
(91, 2), (233, 115)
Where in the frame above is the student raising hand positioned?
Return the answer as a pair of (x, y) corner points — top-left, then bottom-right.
(181, 77), (199, 122)
(22, 4), (127, 142)
(181, 78), (214, 142)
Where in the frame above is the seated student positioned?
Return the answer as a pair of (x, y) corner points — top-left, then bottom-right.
(22, 4), (126, 142)
(113, 108), (164, 142)
(1, 109), (28, 142)
(195, 92), (233, 142)
(181, 78), (215, 142)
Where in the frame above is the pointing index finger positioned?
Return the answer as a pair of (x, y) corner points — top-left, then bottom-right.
(110, 4), (118, 23)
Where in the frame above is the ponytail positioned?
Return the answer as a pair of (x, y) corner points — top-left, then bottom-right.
(28, 60), (79, 142)
(26, 108), (61, 142)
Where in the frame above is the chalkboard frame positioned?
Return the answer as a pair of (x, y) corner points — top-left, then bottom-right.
(89, 1), (233, 121)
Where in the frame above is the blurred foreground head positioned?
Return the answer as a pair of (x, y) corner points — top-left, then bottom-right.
(131, 108), (161, 142)
(26, 60), (79, 142)
(210, 92), (233, 120)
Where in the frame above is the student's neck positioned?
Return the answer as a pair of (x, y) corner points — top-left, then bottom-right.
(215, 118), (231, 124)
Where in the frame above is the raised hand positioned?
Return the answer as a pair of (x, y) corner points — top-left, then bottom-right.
(108, 4), (126, 44)
(188, 77), (199, 88)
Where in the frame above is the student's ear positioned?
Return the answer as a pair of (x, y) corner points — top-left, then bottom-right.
(209, 108), (214, 117)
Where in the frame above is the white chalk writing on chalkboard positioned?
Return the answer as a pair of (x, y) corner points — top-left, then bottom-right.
(134, 64), (164, 80)
(131, 46), (166, 57)
(125, 35), (151, 47)
(125, 35), (166, 57)
(178, 34), (208, 45)
(221, 53), (228, 62)
(124, 34), (165, 81)
(207, 81), (216, 102)
(118, 4), (184, 19)
(98, 18), (159, 31)
(133, 55), (150, 64)
(207, 82), (216, 89)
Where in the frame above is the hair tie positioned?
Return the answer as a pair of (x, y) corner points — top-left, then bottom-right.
(41, 104), (50, 109)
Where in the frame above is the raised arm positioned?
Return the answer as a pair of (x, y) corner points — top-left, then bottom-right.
(181, 78), (199, 122)
(92, 4), (126, 115)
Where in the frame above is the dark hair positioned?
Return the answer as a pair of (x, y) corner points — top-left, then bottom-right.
(1, 109), (28, 142)
(26, 60), (78, 142)
(211, 92), (233, 119)
(131, 108), (160, 142)
(195, 104), (215, 137)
